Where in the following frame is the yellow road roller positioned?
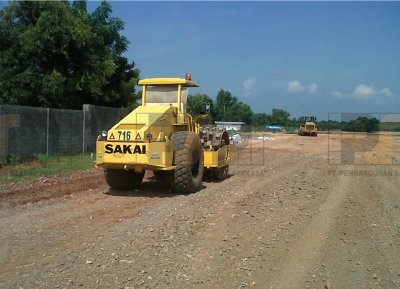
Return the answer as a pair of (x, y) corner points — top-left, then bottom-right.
(95, 74), (235, 193)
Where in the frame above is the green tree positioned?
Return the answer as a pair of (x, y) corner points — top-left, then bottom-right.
(318, 120), (342, 131)
(0, 0), (139, 109)
(187, 93), (214, 124)
(270, 108), (291, 126)
(252, 113), (272, 128)
(213, 89), (253, 124)
(226, 102), (253, 124)
(343, 117), (380, 132)
(187, 93), (214, 117)
(214, 89), (234, 121)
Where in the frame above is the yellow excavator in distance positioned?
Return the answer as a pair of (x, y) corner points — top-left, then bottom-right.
(298, 116), (318, 136)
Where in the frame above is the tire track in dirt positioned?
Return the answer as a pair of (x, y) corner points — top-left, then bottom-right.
(310, 170), (400, 289)
(0, 169), (105, 209)
(0, 174), (172, 284)
(184, 152), (323, 288)
(265, 166), (400, 289)
(262, 173), (350, 289)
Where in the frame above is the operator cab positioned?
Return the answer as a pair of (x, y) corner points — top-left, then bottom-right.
(139, 74), (198, 112)
(301, 116), (317, 122)
(138, 74), (198, 123)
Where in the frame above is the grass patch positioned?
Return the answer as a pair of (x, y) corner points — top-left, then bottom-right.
(0, 154), (95, 185)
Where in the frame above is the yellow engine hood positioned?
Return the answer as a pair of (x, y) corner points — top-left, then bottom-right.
(106, 105), (176, 142)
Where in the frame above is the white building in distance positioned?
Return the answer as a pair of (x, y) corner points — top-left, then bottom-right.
(215, 121), (245, 131)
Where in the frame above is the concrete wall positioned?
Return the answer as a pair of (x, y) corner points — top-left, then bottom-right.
(0, 104), (129, 163)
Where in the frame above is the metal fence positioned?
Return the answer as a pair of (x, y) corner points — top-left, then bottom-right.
(0, 104), (129, 164)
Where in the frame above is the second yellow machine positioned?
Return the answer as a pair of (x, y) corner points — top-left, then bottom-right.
(96, 75), (235, 193)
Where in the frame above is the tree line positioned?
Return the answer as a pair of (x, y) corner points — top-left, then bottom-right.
(188, 92), (390, 132)
(318, 117), (388, 133)
(188, 90), (297, 128)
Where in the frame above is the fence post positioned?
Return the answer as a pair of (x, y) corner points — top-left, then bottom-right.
(46, 108), (49, 157)
(82, 110), (85, 154)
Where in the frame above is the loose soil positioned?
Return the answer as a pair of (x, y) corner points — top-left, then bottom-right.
(1, 133), (399, 289)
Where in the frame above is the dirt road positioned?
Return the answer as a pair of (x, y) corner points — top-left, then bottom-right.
(1, 134), (399, 289)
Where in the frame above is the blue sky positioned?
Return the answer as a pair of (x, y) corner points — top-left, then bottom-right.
(94, 2), (399, 119)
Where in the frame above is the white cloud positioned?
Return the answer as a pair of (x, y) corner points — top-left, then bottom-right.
(287, 80), (304, 93)
(381, 88), (393, 97)
(353, 84), (393, 100)
(308, 83), (318, 95)
(331, 90), (343, 98)
(243, 78), (257, 96)
(354, 84), (376, 99)
(287, 80), (318, 95)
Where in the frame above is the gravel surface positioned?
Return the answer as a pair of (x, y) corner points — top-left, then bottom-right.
(1, 134), (399, 289)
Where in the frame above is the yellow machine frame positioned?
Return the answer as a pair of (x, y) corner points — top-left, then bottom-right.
(96, 76), (235, 175)
(298, 116), (318, 136)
